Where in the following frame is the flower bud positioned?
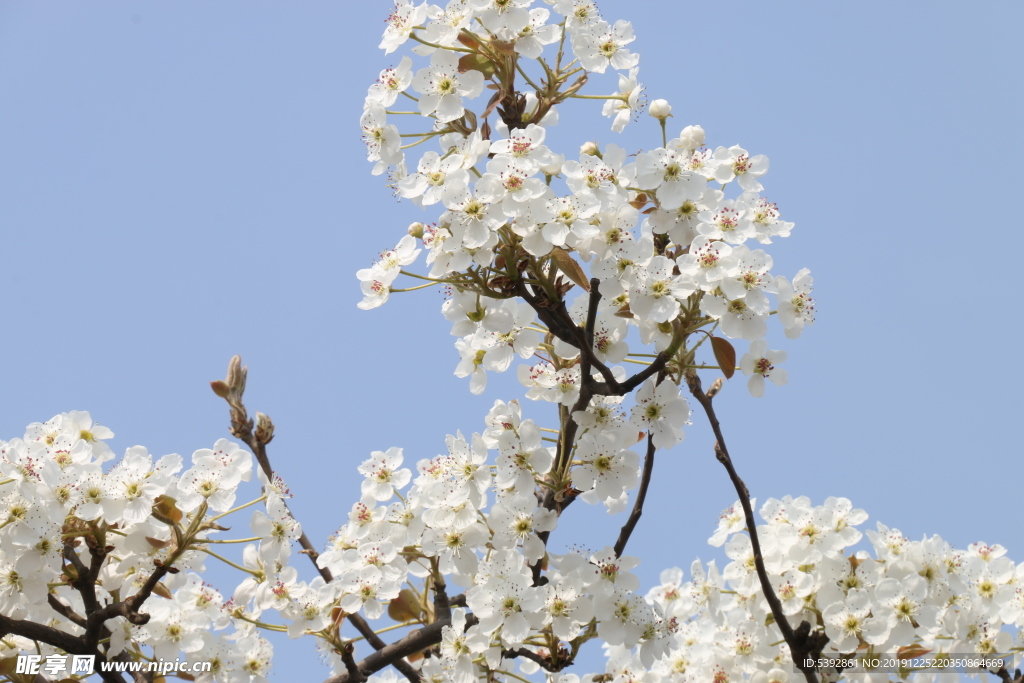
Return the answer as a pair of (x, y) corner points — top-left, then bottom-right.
(678, 125), (705, 150)
(407, 221), (425, 239)
(580, 141), (601, 158)
(540, 153), (565, 177)
(648, 99), (672, 120)
(255, 412), (275, 445)
(227, 355), (246, 396)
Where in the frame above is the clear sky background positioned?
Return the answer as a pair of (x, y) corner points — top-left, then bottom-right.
(1, 1), (1022, 680)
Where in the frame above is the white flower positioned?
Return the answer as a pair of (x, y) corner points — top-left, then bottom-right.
(380, 0), (429, 54)
(360, 102), (401, 175)
(398, 151), (469, 205)
(629, 379), (689, 449)
(514, 8), (561, 59)
(474, 0), (532, 38)
(636, 148), (707, 211)
(573, 19), (639, 74)
(775, 268), (816, 339)
(740, 340), (788, 397)
(366, 56), (414, 106)
(358, 447), (411, 503)
(412, 50), (484, 123)
(175, 439), (252, 513)
(712, 145), (770, 192)
(602, 67), (645, 132)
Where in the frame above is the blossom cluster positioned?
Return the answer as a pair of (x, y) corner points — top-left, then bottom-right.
(0, 411), (279, 682)
(611, 495), (1024, 683)
(314, 398), (676, 678)
(3, 404), (1022, 683)
(358, 0), (814, 410)
(6, 2), (1020, 683)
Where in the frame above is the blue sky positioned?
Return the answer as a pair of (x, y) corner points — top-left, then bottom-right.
(1, 1), (1022, 679)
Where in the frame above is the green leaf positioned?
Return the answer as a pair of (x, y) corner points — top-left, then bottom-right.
(458, 53), (495, 78)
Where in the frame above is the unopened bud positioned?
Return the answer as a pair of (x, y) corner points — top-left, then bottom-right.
(226, 355), (247, 397)
(649, 99), (672, 120)
(407, 221), (425, 239)
(255, 412), (275, 445)
(678, 124), (705, 150)
(580, 141), (601, 158)
(540, 153), (565, 177)
(706, 377), (724, 399)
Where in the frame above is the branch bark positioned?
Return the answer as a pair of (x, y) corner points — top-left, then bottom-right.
(323, 613), (477, 683)
(613, 433), (656, 557)
(686, 372), (824, 683)
(0, 614), (126, 683)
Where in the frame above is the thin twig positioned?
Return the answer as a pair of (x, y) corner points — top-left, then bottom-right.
(219, 357), (421, 683)
(47, 594), (87, 628)
(686, 372), (822, 683)
(613, 433), (656, 557)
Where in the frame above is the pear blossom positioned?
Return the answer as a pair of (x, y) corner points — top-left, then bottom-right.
(740, 340), (788, 397)
(412, 50), (484, 123)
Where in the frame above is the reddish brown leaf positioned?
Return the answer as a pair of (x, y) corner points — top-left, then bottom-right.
(896, 644), (933, 659)
(387, 588), (422, 622)
(550, 247), (591, 292)
(711, 336), (737, 379)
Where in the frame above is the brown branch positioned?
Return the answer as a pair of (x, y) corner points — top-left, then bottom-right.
(516, 275), (685, 400)
(0, 613), (92, 654)
(612, 433), (656, 557)
(85, 599), (151, 649)
(64, 541), (99, 615)
(0, 613), (128, 683)
(341, 642), (367, 683)
(686, 372), (822, 683)
(47, 594), (86, 628)
(993, 667), (1023, 683)
(502, 647), (571, 672)
(571, 279), (624, 391)
(324, 614), (478, 683)
(432, 573), (452, 624)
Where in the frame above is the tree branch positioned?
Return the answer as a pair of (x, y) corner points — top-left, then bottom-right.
(85, 600), (151, 650)
(0, 614), (126, 683)
(612, 433), (656, 557)
(324, 614), (478, 683)
(432, 573), (452, 624)
(341, 642), (367, 683)
(686, 372), (823, 683)
(502, 647), (571, 672)
(47, 594), (86, 628)
(64, 541), (99, 615)
(993, 667), (1023, 683)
